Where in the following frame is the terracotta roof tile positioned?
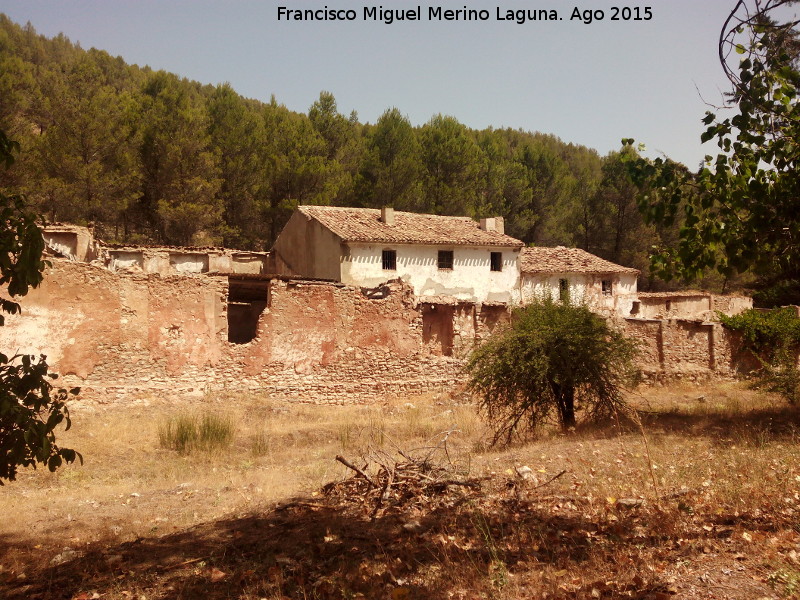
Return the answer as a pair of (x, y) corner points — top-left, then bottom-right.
(298, 206), (524, 247)
(519, 246), (639, 275)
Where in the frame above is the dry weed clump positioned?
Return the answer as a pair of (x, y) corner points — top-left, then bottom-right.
(158, 411), (235, 454)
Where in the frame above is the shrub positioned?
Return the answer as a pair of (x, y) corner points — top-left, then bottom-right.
(719, 307), (800, 403)
(159, 412), (235, 454)
(466, 297), (639, 445)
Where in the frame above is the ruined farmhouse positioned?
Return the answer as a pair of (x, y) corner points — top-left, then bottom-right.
(0, 207), (753, 404)
(271, 206), (523, 304)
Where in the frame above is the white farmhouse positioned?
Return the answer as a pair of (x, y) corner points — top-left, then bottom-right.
(519, 246), (639, 317)
(271, 206), (525, 304)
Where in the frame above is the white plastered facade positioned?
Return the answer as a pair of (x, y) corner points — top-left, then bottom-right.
(520, 272), (638, 317)
(340, 242), (522, 304)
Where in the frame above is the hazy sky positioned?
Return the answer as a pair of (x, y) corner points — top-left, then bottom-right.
(0, 1), (751, 167)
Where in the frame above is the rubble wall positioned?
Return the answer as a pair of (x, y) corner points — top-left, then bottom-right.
(0, 260), (765, 404)
(620, 318), (755, 382)
(0, 261), (464, 404)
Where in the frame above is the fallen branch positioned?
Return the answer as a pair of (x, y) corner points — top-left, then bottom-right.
(329, 444), (485, 518)
(530, 469), (567, 491)
(335, 454), (374, 487)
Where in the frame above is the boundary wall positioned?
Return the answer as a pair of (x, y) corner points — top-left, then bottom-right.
(0, 260), (755, 404)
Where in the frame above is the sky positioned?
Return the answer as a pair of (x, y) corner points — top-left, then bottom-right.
(0, 1), (758, 167)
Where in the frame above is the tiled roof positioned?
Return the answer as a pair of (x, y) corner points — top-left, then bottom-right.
(519, 246), (640, 275)
(297, 206), (524, 247)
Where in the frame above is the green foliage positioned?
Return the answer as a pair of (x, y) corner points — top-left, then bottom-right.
(137, 71), (222, 245)
(0, 128), (81, 484)
(624, 2), (800, 284)
(27, 54), (142, 228)
(0, 13), (679, 275)
(719, 308), (800, 358)
(207, 83), (268, 249)
(356, 108), (422, 211)
(418, 114), (482, 215)
(752, 279), (800, 308)
(158, 412), (235, 455)
(0, 354), (80, 481)
(719, 307), (800, 403)
(466, 298), (639, 445)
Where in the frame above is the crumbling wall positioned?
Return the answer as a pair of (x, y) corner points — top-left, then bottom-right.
(0, 261), (463, 404)
(0, 259), (766, 404)
(622, 319), (662, 371)
(636, 294), (712, 320)
(43, 225), (100, 262)
(621, 317), (758, 382)
(712, 295), (753, 316)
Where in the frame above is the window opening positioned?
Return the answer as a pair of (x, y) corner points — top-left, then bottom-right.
(438, 250), (454, 270)
(490, 251), (503, 272)
(382, 249), (396, 270)
(602, 279), (612, 295)
(630, 301), (641, 316)
(422, 304), (455, 356)
(43, 232), (79, 260)
(559, 278), (569, 302)
(109, 250), (143, 271)
(170, 253), (209, 274)
(227, 277), (270, 344)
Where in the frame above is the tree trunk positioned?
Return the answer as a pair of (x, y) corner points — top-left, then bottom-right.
(551, 382), (577, 430)
(561, 386), (576, 429)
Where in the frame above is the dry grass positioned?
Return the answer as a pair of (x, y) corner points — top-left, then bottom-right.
(1, 383), (799, 599)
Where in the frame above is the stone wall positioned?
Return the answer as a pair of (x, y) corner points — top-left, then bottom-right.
(0, 260), (468, 404)
(635, 292), (753, 321)
(104, 246), (270, 276)
(0, 259), (765, 404)
(620, 317), (754, 382)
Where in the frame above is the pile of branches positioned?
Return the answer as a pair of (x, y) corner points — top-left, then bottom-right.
(323, 433), (487, 519)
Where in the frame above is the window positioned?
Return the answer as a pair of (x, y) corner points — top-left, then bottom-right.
(227, 277), (269, 344)
(490, 251), (503, 272)
(438, 250), (454, 270)
(602, 279), (612, 295)
(559, 278), (569, 302)
(382, 249), (396, 270)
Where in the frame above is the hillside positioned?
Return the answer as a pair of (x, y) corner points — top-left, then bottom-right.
(0, 15), (689, 289)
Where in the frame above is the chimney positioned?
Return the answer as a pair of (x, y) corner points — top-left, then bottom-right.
(381, 207), (395, 226)
(479, 217), (504, 234)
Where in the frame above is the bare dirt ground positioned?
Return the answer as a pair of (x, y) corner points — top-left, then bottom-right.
(1, 382), (800, 599)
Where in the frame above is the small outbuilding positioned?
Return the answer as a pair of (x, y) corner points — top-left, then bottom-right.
(518, 246), (640, 317)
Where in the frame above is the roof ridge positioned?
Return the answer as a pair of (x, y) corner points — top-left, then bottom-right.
(297, 206), (524, 247)
(520, 246), (639, 274)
